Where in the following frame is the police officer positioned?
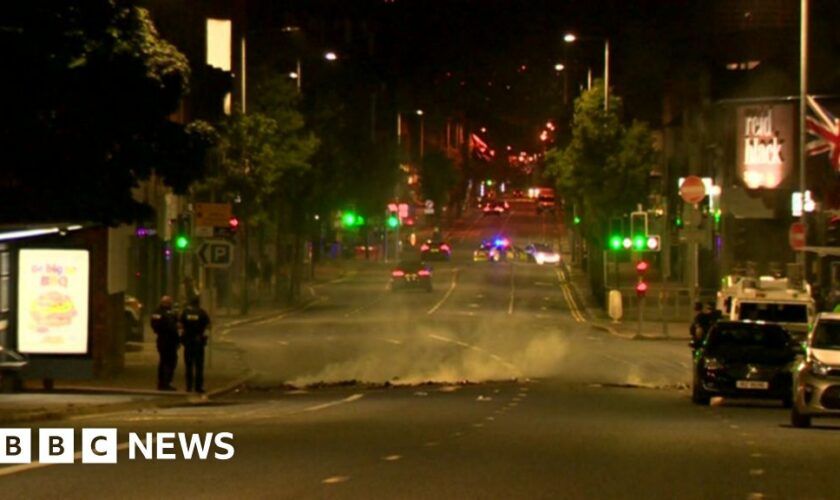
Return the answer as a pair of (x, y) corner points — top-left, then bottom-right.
(180, 295), (211, 393)
(150, 295), (179, 391)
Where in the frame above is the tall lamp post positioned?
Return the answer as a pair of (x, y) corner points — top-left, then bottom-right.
(799, 0), (808, 268)
(564, 33), (610, 111)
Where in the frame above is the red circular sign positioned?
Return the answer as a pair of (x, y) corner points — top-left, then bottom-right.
(680, 176), (706, 204)
(789, 222), (806, 250)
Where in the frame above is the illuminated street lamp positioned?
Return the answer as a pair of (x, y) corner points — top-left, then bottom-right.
(564, 32), (610, 111)
(416, 109), (425, 159)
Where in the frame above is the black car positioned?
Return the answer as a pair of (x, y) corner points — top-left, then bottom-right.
(390, 261), (433, 292)
(420, 239), (451, 261)
(691, 321), (799, 406)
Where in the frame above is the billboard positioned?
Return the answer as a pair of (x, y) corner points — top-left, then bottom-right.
(736, 103), (794, 190)
(17, 249), (90, 354)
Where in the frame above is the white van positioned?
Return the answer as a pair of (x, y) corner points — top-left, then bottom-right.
(718, 276), (816, 340)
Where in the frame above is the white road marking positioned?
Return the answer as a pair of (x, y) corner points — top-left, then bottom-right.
(382, 455), (402, 461)
(468, 303), (481, 308)
(301, 393), (364, 413)
(427, 268), (459, 315)
(749, 469), (765, 476)
(382, 338), (403, 345)
(323, 476), (351, 484)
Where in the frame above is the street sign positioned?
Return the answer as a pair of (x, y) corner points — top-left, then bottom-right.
(679, 176), (706, 204)
(194, 202), (232, 228)
(789, 222), (806, 250)
(424, 199), (434, 215)
(198, 240), (235, 268)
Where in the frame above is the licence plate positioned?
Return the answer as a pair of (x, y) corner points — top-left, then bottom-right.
(736, 380), (769, 390)
(407, 274), (416, 281)
(431, 249), (439, 252)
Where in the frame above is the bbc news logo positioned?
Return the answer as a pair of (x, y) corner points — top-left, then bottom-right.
(0, 429), (235, 464)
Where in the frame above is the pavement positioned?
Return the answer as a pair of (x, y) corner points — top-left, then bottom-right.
(559, 240), (693, 343)
(0, 259), (359, 425)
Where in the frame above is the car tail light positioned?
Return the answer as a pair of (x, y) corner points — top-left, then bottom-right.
(440, 244), (450, 252)
(418, 269), (431, 276)
(420, 244), (430, 251)
(391, 270), (405, 277)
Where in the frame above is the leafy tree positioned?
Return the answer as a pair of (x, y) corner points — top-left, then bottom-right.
(203, 72), (318, 310)
(545, 81), (656, 296)
(0, 1), (208, 224)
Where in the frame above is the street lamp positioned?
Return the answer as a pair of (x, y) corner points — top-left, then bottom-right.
(416, 109), (425, 159)
(289, 51), (338, 93)
(564, 32), (610, 111)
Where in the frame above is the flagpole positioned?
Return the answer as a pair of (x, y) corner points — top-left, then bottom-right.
(799, 0), (808, 268)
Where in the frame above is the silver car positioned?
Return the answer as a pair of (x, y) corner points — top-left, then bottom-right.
(791, 312), (840, 428)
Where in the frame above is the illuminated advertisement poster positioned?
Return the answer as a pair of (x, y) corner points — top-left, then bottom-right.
(17, 249), (90, 354)
(736, 103), (794, 189)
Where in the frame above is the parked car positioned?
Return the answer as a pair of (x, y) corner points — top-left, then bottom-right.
(691, 320), (798, 406)
(124, 295), (144, 342)
(791, 312), (840, 428)
(390, 261), (433, 292)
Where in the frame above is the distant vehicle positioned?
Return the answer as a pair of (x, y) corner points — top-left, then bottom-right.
(536, 194), (555, 213)
(791, 312), (840, 428)
(718, 275), (815, 341)
(473, 241), (494, 262)
(474, 237), (513, 262)
(390, 261), (433, 292)
(125, 295), (143, 342)
(420, 239), (451, 261)
(482, 201), (508, 216)
(524, 243), (561, 265)
(691, 321), (798, 406)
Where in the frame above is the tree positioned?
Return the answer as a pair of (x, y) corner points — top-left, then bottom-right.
(203, 72), (318, 311)
(0, 1), (208, 224)
(545, 81), (656, 297)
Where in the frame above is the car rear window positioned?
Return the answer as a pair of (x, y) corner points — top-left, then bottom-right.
(707, 325), (790, 349)
(812, 320), (840, 349)
(738, 302), (808, 323)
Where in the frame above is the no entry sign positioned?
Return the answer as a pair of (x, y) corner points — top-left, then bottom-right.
(679, 176), (706, 205)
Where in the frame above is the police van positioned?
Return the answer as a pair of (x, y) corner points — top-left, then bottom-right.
(717, 275), (816, 341)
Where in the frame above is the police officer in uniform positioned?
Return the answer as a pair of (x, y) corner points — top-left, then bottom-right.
(180, 295), (211, 393)
(150, 295), (179, 391)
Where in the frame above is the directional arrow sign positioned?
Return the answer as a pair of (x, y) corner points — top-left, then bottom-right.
(198, 240), (234, 268)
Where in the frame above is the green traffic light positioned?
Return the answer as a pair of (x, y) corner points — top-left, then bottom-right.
(574, 216), (581, 225)
(633, 235), (645, 251)
(675, 216), (683, 228)
(175, 235), (189, 250)
(342, 213), (356, 227)
(609, 235), (622, 251)
(387, 215), (399, 228)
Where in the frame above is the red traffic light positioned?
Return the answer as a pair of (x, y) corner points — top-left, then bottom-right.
(635, 260), (649, 274)
(635, 281), (648, 297)
(229, 216), (240, 230)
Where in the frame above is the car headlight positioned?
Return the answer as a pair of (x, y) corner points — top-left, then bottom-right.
(703, 358), (724, 371)
(809, 357), (830, 377)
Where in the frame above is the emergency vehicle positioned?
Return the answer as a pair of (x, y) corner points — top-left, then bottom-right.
(717, 275), (816, 340)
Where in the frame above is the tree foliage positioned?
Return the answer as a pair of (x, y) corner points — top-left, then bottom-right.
(545, 82), (656, 240)
(204, 73), (319, 225)
(0, 1), (209, 224)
